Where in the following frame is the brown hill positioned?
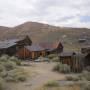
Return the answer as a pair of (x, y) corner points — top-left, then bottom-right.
(0, 21), (90, 51)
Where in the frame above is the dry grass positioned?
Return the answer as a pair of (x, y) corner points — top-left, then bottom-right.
(35, 85), (81, 90)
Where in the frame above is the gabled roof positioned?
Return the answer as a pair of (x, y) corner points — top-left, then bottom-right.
(0, 35), (32, 49)
(25, 44), (45, 51)
(1, 39), (21, 43)
(1, 35), (32, 44)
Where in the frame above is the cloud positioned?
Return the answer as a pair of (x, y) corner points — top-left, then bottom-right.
(0, 0), (90, 28)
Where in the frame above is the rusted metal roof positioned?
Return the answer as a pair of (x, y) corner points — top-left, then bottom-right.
(39, 42), (62, 51)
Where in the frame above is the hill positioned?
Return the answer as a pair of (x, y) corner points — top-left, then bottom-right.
(0, 21), (90, 51)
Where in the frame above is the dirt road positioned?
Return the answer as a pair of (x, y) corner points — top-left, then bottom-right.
(7, 62), (65, 90)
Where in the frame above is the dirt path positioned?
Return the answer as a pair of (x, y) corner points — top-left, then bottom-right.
(8, 62), (65, 90)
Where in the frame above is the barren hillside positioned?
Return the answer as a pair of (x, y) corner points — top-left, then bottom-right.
(0, 21), (90, 50)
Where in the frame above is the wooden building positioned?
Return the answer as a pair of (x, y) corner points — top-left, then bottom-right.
(59, 51), (82, 72)
(0, 42), (17, 56)
(39, 41), (63, 55)
(16, 44), (46, 60)
(81, 46), (90, 67)
(0, 35), (32, 56)
(6, 35), (32, 49)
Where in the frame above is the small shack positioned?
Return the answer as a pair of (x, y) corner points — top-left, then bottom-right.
(16, 44), (46, 60)
(59, 51), (82, 72)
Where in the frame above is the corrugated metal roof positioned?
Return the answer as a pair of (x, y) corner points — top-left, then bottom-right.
(25, 44), (45, 51)
(0, 35), (31, 49)
(0, 41), (16, 49)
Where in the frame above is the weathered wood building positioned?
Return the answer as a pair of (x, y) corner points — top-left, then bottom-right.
(81, 46), (90, 67)
(16, 44), (46, 59)
(0, 42), (17, 56)
(0, 36), (63, 60)
(0, 35), (32, 56)
(59, 51), (82, 72)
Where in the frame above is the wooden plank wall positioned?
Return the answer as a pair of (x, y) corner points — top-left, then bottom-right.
(60, 56), (82, 73)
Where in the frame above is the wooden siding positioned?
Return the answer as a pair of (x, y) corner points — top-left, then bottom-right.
(16, 47), (46, 60)
(60, 56), (82, 72)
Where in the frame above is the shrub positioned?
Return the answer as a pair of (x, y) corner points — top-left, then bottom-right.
(81, 71), (90, 81)
(45, 81), (59, 87)
(51, 57), (59, 62)
(4, 68), (27, 82)
(53, 63), (60, 71)
(0, 78), (5, 90)
(9, 56), (18, 61)
(3, 61), (16, 71)
(0, 70), (8, 78)
(81, 83), (90, 90)
(0, 65), (5, 73)
(0, 55), (9, 62)
(9, 56), (21, 65)
(14, 74), (26, 82)
(53, 63), (70, 73)
(48, 54), (57, 59)
(0, 55), (26, 82)
(15, 60), (21, 65)
(66, 75), (80, 81)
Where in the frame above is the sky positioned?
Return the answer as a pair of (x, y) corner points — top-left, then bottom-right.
(0, 0), (90, 28)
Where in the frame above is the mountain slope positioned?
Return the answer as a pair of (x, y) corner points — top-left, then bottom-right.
(0, 21), (90, 51)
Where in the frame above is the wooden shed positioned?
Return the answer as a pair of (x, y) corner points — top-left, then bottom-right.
(16, 44), (46, 60)
(59, 51), (82, 72)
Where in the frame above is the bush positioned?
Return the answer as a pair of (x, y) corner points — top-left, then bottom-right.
(66, 75), (80, 81)
(53, 63), (70, 73)
(3, 61), (16, 71)
(81, 71), (90, 81)
(51, 57), (59, 62)
(45, 81), (59, 87)
(81, 83), (90, 90)
(0, 78), (5, 90)
(0, 55), (9, 62)
(0, 55), (27, 82)
(0, 65), (5, 73)
(53, 63), (60, 71)
(48, 54), (57, 59)
(15, 74), (26, 82)
(4, 69), (27, 82)
(9, 56), (21, 65)
(15, 60), (21, 65)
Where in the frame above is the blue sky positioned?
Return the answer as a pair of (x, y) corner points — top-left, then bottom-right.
(0, 0), (90, 28)
(80, 16), (90, 22)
